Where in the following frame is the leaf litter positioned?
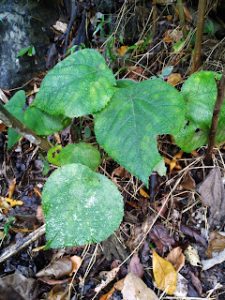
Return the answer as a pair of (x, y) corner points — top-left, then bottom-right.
(1, 1), (225, 299)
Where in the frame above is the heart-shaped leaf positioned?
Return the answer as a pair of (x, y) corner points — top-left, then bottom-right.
(175, 71), (225, 152)
(47, 142), (101, 170)
(94, 79), (185, 185)
(42, 163), (124, 248)
(32, 49), (116, 118)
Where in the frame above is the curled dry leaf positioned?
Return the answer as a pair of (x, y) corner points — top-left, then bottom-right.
(128, 253), (144, 278)
(152, 251), (177, 295)
(166, 247), (185, 272)
(184, 245), (201, 267)
(206, 231), (225, 258)
(198, 167), (225, 228)
(180, 172), (196, 191)
(36, 255), (81, 279)
(122, 273), (159, 300)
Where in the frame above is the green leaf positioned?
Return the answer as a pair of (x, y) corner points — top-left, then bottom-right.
(42, 163), (124, 248)
(5, 91), (26, 149)
(17, 45), (35, 58)
(94, 79), (185, 186)
(24, 107), (71, 135)
(174, 71), (225, 152)
(47, 142), (101, 170)
(32, 49), (116, 118)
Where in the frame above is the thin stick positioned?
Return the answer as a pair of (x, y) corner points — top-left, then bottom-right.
(0, 225), (46, 264)
(177, 0), (187, 37)
(0, 103), (51, 152)
(191, 0), (207, 73)
(206, 69), (225, 161)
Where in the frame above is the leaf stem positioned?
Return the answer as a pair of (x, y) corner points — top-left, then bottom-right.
(190, 0), (207, 73)
(206, 69), (225, 161)
(0, 103), (51, 152)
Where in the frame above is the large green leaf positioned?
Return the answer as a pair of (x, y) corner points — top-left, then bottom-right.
(32, 49), (116, 118)
(94, 79), (185, 185)
(24, 107), (71, 135)
(175, 71), (225, 152)
(5, 90), (25, 149)
(42, 163), (124, 248)
(47, 142), (101, 170)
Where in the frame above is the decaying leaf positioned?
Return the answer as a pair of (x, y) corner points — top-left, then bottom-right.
(7, 179), (16, 198)
(128, 253), (144, 278)
(198, 167), (225, 228)
(117, 46), (129, 57)
(94, 267), (119, 293)
(166, 247), (185, 272)
(150, 224), (175, 254)
(122, 273), (159, 300)
(100, 287), (115, 300)
(152, 251), (177, 295)
(167, 73), (182, 86)
(184, 245), (201, 267)
(180, 172), (196, 191)
(180, 225), (206, 247)
(36, 256), (81, 279)
(206, 231), (225, 258)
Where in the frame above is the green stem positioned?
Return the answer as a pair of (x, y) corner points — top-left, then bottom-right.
(0, 103), (51, 152)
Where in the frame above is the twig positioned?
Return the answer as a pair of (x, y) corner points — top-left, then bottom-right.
(206, 69), (225, 161)
(177, 0), (187, 37)
(191, 0), (207, 73)
(0, 103), (51, 152)
(0, 225), (46, 264)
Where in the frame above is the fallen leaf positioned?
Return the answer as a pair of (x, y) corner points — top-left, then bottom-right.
(70, 255), (82, 274)
(184, 245), (201, 267)
(198, 167), (225, 228)
(94, 267), (119, 293)
(128, 253), (144, 278)
(206, 231), (225, 258)
(122, 273), (159, 300)
(174, 273), (188, 297)
(117, 46), (129, 57)
(166, 247), (185, 272)
(36, 256), (80, 279)
(53, 20), (67, 33)
(180, 225), (206, 247)
(100, 287), (115, 300)
(139, 188), (149, 198)
(190, 271), (202, 296)
(164, 151), (183, 173)
(167, 73), (182, 86)
(180, 172), (196, 190)
(150, 224), (175, 254)
(163, 29), (183, 44)
(7, 179), (16, 199)
(127, 66), (145, 80)
(152, 251), (177, 295)
(5, 197), (23, 207)
(202, 247), (225, 270)
(112, 166), (130, 178)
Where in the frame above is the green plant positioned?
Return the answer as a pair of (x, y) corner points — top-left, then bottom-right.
(17, 45), (36, 58)
(3, 49), (225, 249)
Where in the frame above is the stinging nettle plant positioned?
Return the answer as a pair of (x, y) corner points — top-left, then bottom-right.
(3, 49), (225, 248)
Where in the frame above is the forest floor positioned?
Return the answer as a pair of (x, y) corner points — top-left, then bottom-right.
(1, 1), (225, 299)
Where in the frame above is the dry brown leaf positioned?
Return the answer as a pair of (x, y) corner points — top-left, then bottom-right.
(180, 172), (196, 191)
(36, 256), (77, 279)
(100, 287), (115, 300)
(139, 188), (149, 198)
(150, 224), (175, 254)
(122, 273), (159, 300)
(164, 151), (183, 173)
(117, 46), (129, 57)
(94, 267), (119, 293)
(206, 231), (225, 258)
(167, 73), (182, 86)
(7, 179), (16, 198)
(112, 166), (130, 178)
(163, 29), (183, 44)
(152, 251), (177, 295)
(198, 167), (225, 228)
(166, 247), (185, 272)
(128, 253), (144, 278)
(70, 255), (82, 274)
(114, 278), (125, 291)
